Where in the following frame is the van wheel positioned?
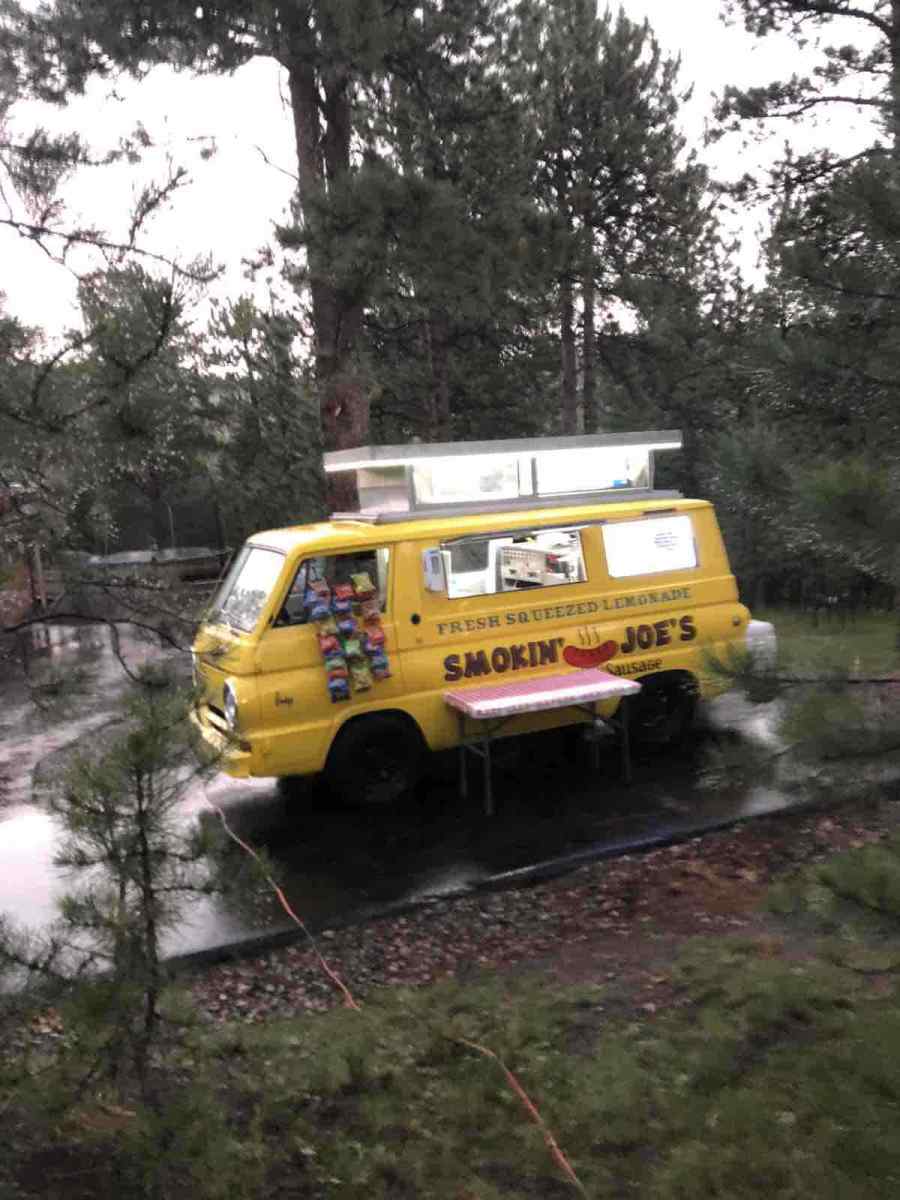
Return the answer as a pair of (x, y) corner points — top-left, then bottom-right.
(630, 674), (697, 749)
(325, 714), (425, 806)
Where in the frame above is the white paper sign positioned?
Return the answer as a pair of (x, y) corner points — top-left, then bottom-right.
(602, 515), (697, 578)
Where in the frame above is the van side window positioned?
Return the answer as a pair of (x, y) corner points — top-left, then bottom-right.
(275, 548), (390, 625)
(602, 515), (698, 578)
(445, 527), (585, 599)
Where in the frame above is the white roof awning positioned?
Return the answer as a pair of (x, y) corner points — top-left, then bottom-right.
(323, 431), (682, 517)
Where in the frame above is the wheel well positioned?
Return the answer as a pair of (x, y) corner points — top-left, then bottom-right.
(635, 669), (699, 699)
(328, 708), (426, 759)
(323, 708), (427, 803)
(629, 669), (699, 747)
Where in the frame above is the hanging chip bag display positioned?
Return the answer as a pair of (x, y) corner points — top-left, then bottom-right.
(309, 567), (392, 700)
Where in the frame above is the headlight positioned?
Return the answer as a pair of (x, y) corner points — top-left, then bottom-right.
(223, 682), (239, 731)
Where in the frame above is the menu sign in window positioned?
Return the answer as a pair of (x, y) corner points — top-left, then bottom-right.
(602, 515), (697, 578)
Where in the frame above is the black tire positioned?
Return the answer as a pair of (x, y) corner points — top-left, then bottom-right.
(630, 673), (697, 749)
(324, 713), (425, 805)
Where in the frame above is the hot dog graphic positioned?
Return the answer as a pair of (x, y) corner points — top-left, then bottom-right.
(562, 640), (618, 669)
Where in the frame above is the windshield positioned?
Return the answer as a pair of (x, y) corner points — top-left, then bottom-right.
(206, 544), (285, 632)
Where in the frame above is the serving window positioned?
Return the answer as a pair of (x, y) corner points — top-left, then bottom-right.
(425, 526), (587, 600)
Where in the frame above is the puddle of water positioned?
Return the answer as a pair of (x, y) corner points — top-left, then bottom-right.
(0, 806), (65, 934)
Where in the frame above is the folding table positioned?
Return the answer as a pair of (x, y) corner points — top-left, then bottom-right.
(444, 668), (643, 815)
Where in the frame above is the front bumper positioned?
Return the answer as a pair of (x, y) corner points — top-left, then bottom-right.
(189, 707), (254, 778)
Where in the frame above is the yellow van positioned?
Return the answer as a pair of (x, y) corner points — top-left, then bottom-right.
(191, 433), (775, 802)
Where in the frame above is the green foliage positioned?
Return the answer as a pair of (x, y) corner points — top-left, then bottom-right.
(795, 458), (900, 589)
(769, 832), (900, 934)
(702, 424), (797, 603)
(0, 264), (215, 570)
(708, 1), (900, 605)
(361, 0), (551, 442)
(781, 686), (900, 762)
(206, 297), (325, 540)
(512, 0), (714, 435)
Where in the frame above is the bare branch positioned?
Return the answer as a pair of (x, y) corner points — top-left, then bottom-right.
(1, 613), (188, 652)
(253, 143), (298, 183)
(0, 217), (221, 282)
(761, 93), (886, 118)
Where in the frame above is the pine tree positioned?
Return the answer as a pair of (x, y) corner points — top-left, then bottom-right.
(513, 0), (710, 434)
(718, 0), (900, 620)
(0, 674), (216, 1104)
(206, 296), (325, 540)
(361, 0), (548, 441)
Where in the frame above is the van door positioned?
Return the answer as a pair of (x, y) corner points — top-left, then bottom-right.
(253, 544), (405, 777)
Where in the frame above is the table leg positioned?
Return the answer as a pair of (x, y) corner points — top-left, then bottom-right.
(483, 733), (494, 817)
(620, 696), (632, 785)
(458, 713), (468, 802)
(590, 703), (601, 771)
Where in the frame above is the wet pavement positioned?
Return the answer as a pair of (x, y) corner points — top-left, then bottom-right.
(1, 625), (806, 962)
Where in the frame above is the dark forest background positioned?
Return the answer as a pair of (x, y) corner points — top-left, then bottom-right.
(2, 0), (899, 617)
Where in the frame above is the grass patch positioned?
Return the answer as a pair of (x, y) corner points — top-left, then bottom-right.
(755, 607), (898, 677)
(6, 913), (900, 1200)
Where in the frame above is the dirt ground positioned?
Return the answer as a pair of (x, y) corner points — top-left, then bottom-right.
(189, 797), (900, 1024)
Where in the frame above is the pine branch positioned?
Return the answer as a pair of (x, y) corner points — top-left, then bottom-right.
(789, 2), (893, 38)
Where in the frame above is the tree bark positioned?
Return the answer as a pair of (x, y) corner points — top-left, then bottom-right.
(284, 39), (367, 510)
(891, 0), (900, 159)
(560, 273), (577, 434)
(581, 229), (596, 432)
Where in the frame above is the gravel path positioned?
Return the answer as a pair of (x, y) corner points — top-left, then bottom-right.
(189, 802), (897, 1023)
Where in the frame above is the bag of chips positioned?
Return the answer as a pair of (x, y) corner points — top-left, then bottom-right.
(318, 633), (341, 656)
(332, 583), (354, 614)
(323, 652), (347, 674)
(342, 637), (363, 660)
(369, 649), (390, 673)
(349, 661), (373, 692)
(305, 581), (330, 606)
(359, 598), (381, 621)
(336, 616), (357, 637)
(318, 614), (339, 635)
(328, 677), (350, 702)
(363, 627), (385, 652)
(350, 572), (376, 600)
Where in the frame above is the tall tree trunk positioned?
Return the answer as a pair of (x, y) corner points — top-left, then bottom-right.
(426, 309), (452, 441)
(147, 478), (169, 549)
(560, 273), (577, 434)
(285, 50), (366, 510)
(891, 0), (900, 160)
(581, 232), (596, 432)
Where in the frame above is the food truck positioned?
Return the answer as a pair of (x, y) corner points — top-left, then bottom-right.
(191, 432), (776, 805)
